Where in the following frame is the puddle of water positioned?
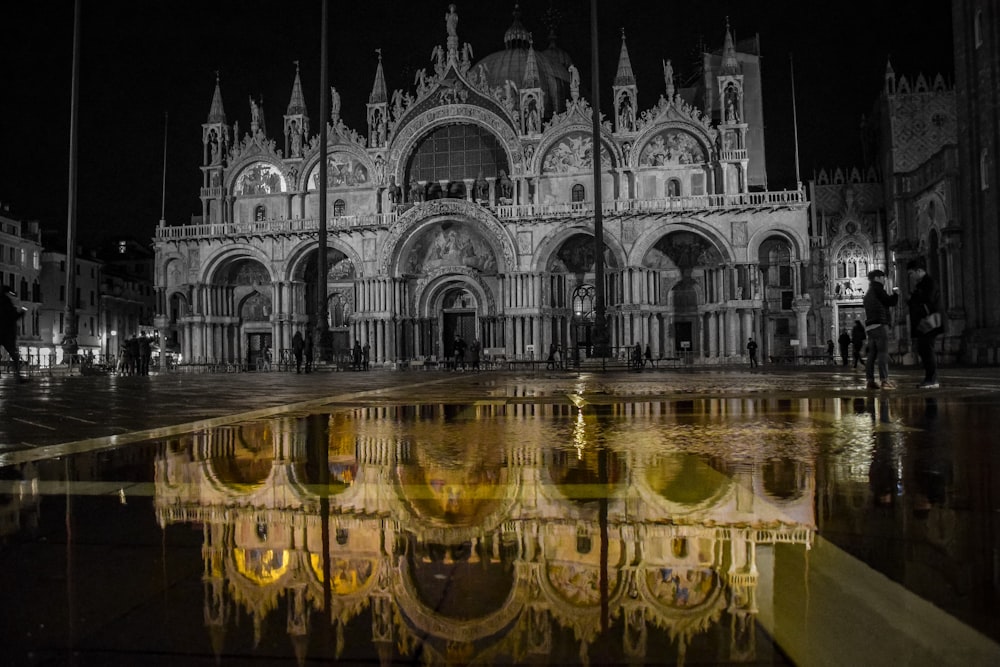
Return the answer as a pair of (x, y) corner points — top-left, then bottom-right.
(1, 395), (998, 665)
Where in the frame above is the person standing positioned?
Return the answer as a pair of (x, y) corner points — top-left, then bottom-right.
(352, 340), (363, 371)
(139, 334), (152, 376)
(907, 257), (943, 388)
(644, 344), (653, 369)
(304, 330), (314, 373)
(851, 320), (867, 368)
(362, 342), (371, 371)
(838, 330), (852, 366)
(826, 339), (836, 365)
(746, 337), (758, 368)
(863, 269), (899, 389)
(291, 331), (305, 373)
(470, 338), (481, 371)
(0, 289), (26, 382)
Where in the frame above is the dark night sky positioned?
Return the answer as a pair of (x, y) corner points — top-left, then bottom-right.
(1, 1), (953, 248)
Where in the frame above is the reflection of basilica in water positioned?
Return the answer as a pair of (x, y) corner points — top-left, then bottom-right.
(154, 402), (815, 664)
(153, 5), (812, 367)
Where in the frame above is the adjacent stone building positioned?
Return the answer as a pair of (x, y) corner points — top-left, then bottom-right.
(154, 8), (810, 367)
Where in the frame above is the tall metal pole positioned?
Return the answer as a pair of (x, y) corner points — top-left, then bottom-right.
(790, 54), (802, 190)
(62, 0), (81, 361)
(317, 0), (331, 361)
(160, 111), (169, 227)
(589, 0), (609, 357)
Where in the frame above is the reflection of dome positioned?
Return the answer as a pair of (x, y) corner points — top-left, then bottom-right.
(474, 7), (572, 117)
(548, 450), (626, 504)
(407, 553), (515, 620)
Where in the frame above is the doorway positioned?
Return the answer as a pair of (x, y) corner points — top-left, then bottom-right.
(246, 332), (272, 369)
(443, 312), (476, 356)
(675, 321), (693, 353)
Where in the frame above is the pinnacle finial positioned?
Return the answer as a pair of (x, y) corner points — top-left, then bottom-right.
(375, 47), (382, 61)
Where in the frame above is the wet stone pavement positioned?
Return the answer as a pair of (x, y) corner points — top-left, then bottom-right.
(2, 364), (1000, 665)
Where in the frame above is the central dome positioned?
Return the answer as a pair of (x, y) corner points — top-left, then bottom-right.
(473, 6), (573, 118)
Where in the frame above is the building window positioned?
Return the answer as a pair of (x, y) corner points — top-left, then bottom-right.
(571, 184), (585, 203)
(981, 148), (990, 190)
(667, 178), (681, 197)
(333, 199), (346, 216)
(254, 205), (266, 221)
(975, 10), (983, 47)
(59, 285), (65, 302)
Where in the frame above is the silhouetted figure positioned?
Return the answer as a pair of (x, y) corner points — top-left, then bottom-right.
(746, 338), (758, 368)
(838, 331), (851, 366)
(292, 331), (305, 373)
(304, 330), (314, 373)
(851, 320), (866, 368)
(907, 256), (943, 389)
(0, 290), (26, 381)
(352, 340), (363, 371)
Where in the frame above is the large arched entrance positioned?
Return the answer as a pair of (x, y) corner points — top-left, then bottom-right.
(643, 230), (725, 358)
(295, 247), (356, 359)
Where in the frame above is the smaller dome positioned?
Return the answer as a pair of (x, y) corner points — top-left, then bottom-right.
(503, 5), (531, 47)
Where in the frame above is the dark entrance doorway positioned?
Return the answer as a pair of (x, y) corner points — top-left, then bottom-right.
(443, 312), (476, 357)
(675, 321), (693, 353)
(246, 333), (272, 369)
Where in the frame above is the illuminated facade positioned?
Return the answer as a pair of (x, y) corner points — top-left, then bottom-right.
(0, 210), (43, 366)
(153, 7), (811, 367)
(154, 400), (815, 663)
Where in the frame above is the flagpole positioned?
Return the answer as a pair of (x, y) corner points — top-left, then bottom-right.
(160, 111), (168, 227)
(317, 0), (330, 362)
(590, 0), (609, 359)
(790, 53), (802, 190)
(63, 0), (81, 363)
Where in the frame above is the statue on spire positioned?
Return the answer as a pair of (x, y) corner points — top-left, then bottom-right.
(445, 4), (459, 59)
(663, 59), (675, 99)
(330, 87), (341, 122)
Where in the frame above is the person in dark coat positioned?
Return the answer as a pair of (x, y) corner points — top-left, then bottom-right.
(0, 289), (26, 381)
(304, 330), (314, 373)
(906, 257), (943, 388)
(352, 340), (363, 371)
(291, 331), (305, 373)
(746, 338), (758, 368)
(863, 269), (899, 389)
(851, 320), (867, 368)
(838, 331), (851, 366)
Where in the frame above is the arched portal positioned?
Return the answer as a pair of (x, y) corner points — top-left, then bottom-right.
(204, 257), (274, 367)
(294, 247), (356, 357)
(643, 230), (725, 358)
(758, 235), (797, 359)
(546, 232), (620, 361)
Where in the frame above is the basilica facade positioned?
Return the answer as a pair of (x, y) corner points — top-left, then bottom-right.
(153, 7), (810, 367)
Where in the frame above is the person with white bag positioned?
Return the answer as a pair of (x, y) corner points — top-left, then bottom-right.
(907, 256), (943, 389)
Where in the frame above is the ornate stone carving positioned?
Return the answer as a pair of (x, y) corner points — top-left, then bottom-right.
(379, 199), (516, 275)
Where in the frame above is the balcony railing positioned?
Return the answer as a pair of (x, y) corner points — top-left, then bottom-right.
(156, 190), (806, 241)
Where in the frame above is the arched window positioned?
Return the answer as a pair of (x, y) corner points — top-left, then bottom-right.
(981, 148), (990, 190)
(571, 183), (585, 202)
(254, 205), (266, 222)
(975, 10), (983, 47)
(333, 199), (346, 216)
(572, 284), (595, 318)
(667, 178), (681, 197)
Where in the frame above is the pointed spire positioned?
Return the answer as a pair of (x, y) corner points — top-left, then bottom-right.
(884, 57), (896, 94)
(369, 48), (387, 104)
(523, 37), (540, 87)
(721, 16), (740, 74)
(286, 61), (308, 116)
(521, 40), (542, 88)
(614, 29), (636, 86)
(207, 71), (226, 124)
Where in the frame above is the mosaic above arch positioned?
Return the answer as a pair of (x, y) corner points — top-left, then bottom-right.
(234, 161), (287, 195)
(307, 152), (370, 189)
(541, 132), (614, 174)
(643, 231), (725, 269)
(638, 129), (707, 167)
(403, 220), (499, 275)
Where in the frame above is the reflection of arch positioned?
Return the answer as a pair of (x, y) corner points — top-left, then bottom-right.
(644, 454), (733, 514)
(761, 459), (806, 502)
